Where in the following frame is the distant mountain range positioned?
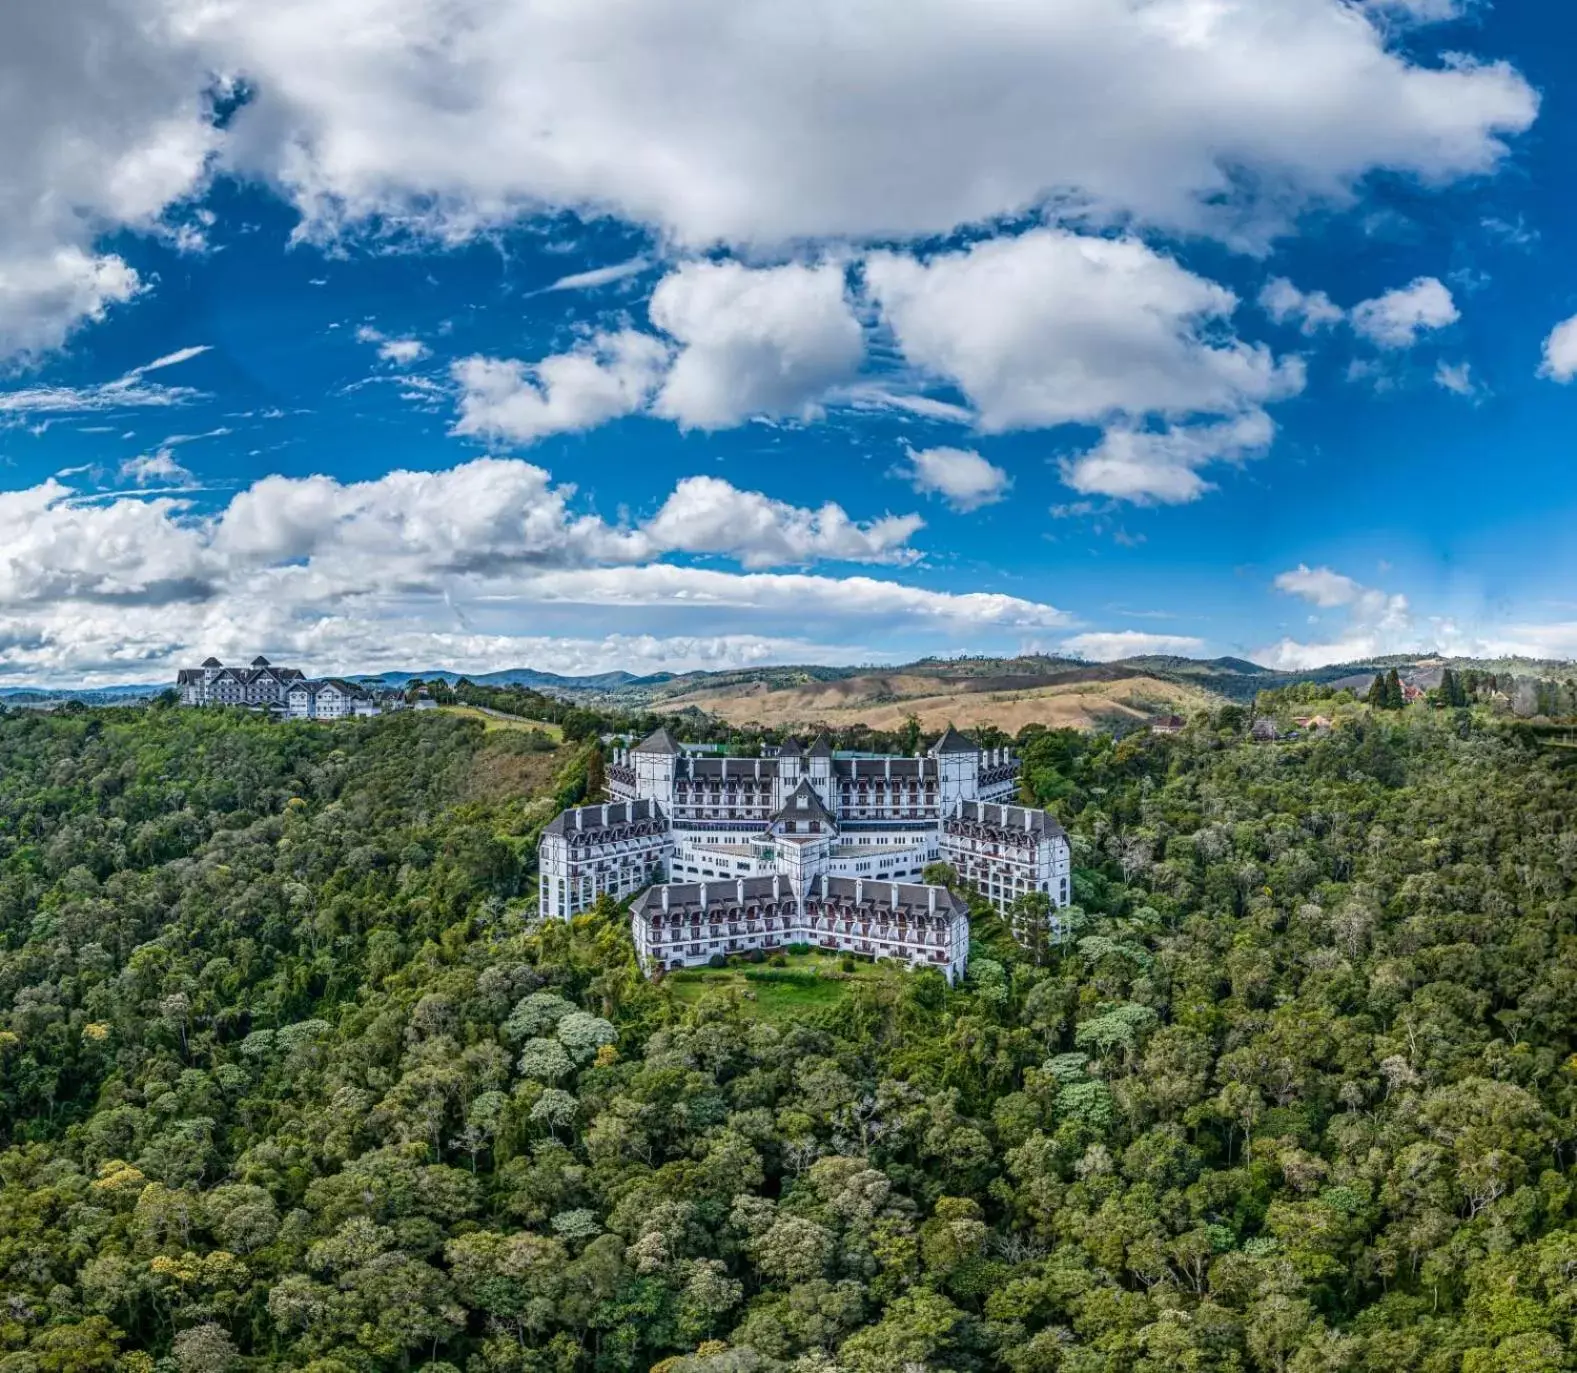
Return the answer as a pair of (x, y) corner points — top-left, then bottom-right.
(3, 652), (1571, 713)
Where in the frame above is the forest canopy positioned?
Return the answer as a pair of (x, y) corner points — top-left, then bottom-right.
(2, 704), (1577, 1372)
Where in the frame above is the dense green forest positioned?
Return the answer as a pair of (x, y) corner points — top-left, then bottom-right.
(3, 704), (1577, 1372)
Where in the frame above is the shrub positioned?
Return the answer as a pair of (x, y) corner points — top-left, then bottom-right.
(748, 948), (767, 964)
(787, 942), (812, 956)
(840, 956), (856, 973)
(707, 953), (727, 969)
(769, 953), (787, 967)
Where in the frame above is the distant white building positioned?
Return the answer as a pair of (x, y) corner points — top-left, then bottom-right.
(538, 726), (1072, 980)
(176, 656), (304, 708)
(286, 679), (378, 720)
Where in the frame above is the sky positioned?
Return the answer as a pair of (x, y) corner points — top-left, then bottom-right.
(3, 0), (1577, 686)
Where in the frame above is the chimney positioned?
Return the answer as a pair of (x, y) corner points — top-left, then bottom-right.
(575, 809), (583, 831)
(856, 879), (863, 903)
(891, 881), (899, 907)
(754, 759), (761, 780)
(602, 804), (609, 826)
(929, 887), (937, 914)
(662, 887), (670, 912)
(884, 758), (890, 780)
(700, 882), (708, 909)
(737, 878), (745, 903)
(821, 873), (829, 898)
(772, 874), (781, 900)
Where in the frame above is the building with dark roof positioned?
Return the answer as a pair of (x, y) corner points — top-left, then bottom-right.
(176, 657), (306, 708)
(631, 872), (971, 982)
(285, 678), (378, 720)
(542, 727), (1071, 976)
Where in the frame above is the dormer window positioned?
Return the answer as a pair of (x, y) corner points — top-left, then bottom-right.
(797, 794), (807, 809)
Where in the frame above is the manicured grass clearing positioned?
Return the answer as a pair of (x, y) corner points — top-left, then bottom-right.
(663, 952), (892, 1021)
(441, 704), (564, 741)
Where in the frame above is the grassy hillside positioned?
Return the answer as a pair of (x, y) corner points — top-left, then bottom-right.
(663, 665), (1225, 733)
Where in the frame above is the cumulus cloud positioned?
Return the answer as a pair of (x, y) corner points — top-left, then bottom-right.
(1259, 277), (1345, 334)
(1061, 630), (1208, 661)
(1538, 314), (1577, 383)
(1, 1), (1537, 368)
(0, 3), (220, 362)
(0, 459), (1058, 680)
(649, 261), (864, 429)
(1256, 564), (1418, 667)
(900, 445), (1011, 512)
(450, 331), (670, 443)
(190, 0), (1534, 250)
(642, 475), (921, 568)
(1060, 410), (1277, 506)
(866, 230), (1302, 434)
(1351, 276), (1459, 348)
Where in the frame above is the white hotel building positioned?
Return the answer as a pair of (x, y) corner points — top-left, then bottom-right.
(537, 727), (1071, 980)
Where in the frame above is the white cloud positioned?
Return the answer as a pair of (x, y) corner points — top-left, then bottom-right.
(540, 257), (651, 293)
(1274, 564), (1367, 608)
(1351, 276), (1459, 348)
(0, 1), (1537, 367)
(1538, 314), (1577, 384)
(193, 0), (1534, 251)
(120, 450), (194, 485)
(133, 345), (213, 377)
(1434, 360), (1478, 396)
(0, 460), (1067, 680)
(0, 4), (220, 362)
(900, 445), (1011, 512)
(357, 326), (430, 365)
(649, 261), (864, 429)
(1364, 0), (1470, 23)
(450, 331), (670, 443)
(511, 565), (1070, 628)
(642, 475), (922, 569)
(1060, 410), (1276, 506)
(1259, 277), (1345, 334)
(0, 348), (210, 417)
(866, 230), (1302, 435)
(0, 249), (143, 363)
(1256, 564), (1418, 667)
(1062, 630), (1207, 661)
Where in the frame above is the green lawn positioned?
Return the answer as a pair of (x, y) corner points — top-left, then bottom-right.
(661, 952), (896, 1022)
(440, 703), (564, 741)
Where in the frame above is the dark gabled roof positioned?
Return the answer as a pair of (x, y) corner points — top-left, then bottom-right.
(544, 798), (665, 839)
(777, 736), (803, 757)
(951, 799), (1066, 839)
(632, 727), (681, 756)
(250, 656), (271, 667)
(930, 726), (978, 756)
(806, 732), (834, 759)
(815, 874), (969, 918)
(201, 657), (222, 667)
(176, 669), (204, 684)
(768, 778), (838, 831)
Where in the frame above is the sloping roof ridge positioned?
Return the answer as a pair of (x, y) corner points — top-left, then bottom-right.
(632, 726), (681, 755)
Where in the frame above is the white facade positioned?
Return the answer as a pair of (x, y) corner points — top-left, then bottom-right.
(631, 873), (971, 983)
(286, 679), (376, 720)
(548, 727), (1072, 975)
(177, 656), (304, 707)
(538, 800), (669, 920)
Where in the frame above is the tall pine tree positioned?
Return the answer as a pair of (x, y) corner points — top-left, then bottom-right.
(1366, 674), (1387, 709)
(1385, 668), (1405, 709)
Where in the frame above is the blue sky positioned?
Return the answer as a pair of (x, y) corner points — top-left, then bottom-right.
(3, 0), (1576, 685)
